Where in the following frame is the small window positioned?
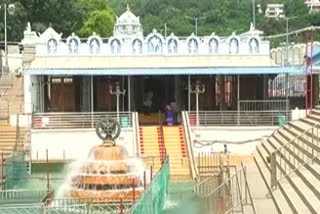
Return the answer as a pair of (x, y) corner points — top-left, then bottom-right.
(63, 78), (73, 83)
(52, 78), (62, 83)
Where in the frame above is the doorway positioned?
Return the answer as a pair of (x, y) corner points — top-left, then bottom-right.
(135, 76), (175, 125)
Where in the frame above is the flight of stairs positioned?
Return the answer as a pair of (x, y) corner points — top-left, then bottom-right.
(254, 106), (320, 214)
(0, 74), (27, 157)
(139, 126), (191, 180)
(139, 126), (163, 172)
(0, 74), (24, 123)
(162, 126), (190, 180)
(6, 76), (24, 116)
(0, 124), (28, 157)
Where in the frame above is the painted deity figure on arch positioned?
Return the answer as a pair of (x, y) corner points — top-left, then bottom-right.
(48, 39), (58, 54)
(189, 39), (198, 54)
(229, 38), (239, 54)
(133, 39), (142, 54)
(249, 38), (259, 54)
(69, 39), (78, 54)
(90, 39), (100, 54)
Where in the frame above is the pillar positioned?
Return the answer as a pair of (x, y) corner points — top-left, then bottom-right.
(23, 74), (32, 113)
(81, 76), (90, 112)
(174, 75), (181, 110)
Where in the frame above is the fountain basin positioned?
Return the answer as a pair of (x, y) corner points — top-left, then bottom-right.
(72, 175), (140, 185)
(90, 145), (128, 161)
(81, 161), (129, 174)
(66, 144), (145, 202)
(69, 188), (144, 201)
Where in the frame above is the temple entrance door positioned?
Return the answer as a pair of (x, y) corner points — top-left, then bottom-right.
(49, 77), (76, 112)
(136, 76), (175, 125)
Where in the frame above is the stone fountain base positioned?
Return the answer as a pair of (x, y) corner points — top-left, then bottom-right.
(66, 143), (145, 202)
(68, 188), (144, 201)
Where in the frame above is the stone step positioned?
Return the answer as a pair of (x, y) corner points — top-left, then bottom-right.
(278, 128), (320, 162)
(267, 136), (283, 152)
(296, 166), (320, 204)
(268, 133), (320, 213)
(277, 178), (311, 213)
(257, 139), (310, 213)
(274, 132), (320, 167)
(281, 167), (320, 213)
(307, 114), (320, 123)
(289, 120), (314, 134)
(256, 145), (271, 172)
(311, 108), (320, 116)
(254, 151), (293, 214)
(262, 139), (276, 155)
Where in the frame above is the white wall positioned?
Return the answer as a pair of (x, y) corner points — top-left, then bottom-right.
(10, 114), (32, 127)
(23, 74), (33, 114)
(190, 126), (276, 155)
(291, 108), (310, 121)
(30, 128), (136, 161)
(1, 53), (23, 72)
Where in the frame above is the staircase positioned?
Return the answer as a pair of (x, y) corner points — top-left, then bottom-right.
(162, 126), (191, 180)
(6, 75), (24, 116)
(0, 74), (24, 124)
(139, 126), (163, 172)
(0, 74), (27, 157)
(139, 126), (191, 180)
(254, 106), (320, 214)
(0, 124), (28, 157)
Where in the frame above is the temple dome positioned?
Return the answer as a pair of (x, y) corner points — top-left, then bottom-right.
(113, 5), (143, 38)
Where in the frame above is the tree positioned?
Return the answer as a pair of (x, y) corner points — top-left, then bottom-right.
(0, 0), (115, 42)
(2, 0), (320, 46)
(79, 9), (115, 37)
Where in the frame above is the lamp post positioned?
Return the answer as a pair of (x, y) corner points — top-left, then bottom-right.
(1, 3), (15, 74)
(109, 81), (126, 122)
(185, 16), (206, 36)
(190, 80), (205, 126)
(284, 16), (297, 66)
(252, 0), (256, 28)
(283, 17), (297, 102)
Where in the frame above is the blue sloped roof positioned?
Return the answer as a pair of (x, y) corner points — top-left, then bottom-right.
(305, 48), (320, 59)
(27, 66), (303, 76)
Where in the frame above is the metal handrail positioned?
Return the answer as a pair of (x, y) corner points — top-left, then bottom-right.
(182, 111), (197, 179)
(271, 121), (320, 188)
(273, 122), (319, 154)
(32, 111), (133, 129)
(241, 162), (256, 214)
(194, 152), (231, 196)
(207, 166), (238, 196)
(275, 151), (320, 188)
(188, 110), (289, 126)
(0, 201), (133, 213)
(202, 165), (255, 214)
(133, 112), (141, 156)
(0, 189), (48, 200)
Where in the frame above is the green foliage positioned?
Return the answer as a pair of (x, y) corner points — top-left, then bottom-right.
(79, 9), (115, 37)
(1, 0), (116, 42)
(2, 0), (320, 48)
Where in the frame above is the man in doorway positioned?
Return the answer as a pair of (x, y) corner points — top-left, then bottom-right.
(170, 99), (179, 124)
(143, 91), (153, 112)
(165, 103), (174, 126)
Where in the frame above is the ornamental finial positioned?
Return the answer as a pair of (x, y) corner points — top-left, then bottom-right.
(127, 4), (130, 11)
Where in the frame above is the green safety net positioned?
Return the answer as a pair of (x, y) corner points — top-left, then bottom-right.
(5, 152), (29, 189)
(131, 156), (170, 214)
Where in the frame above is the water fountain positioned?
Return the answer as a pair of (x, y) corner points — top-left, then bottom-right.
(65, 117), (145, 201)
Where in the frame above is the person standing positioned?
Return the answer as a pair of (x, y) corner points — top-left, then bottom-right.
(170, 99), (179, 124)
(165, 104), (174, 126)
